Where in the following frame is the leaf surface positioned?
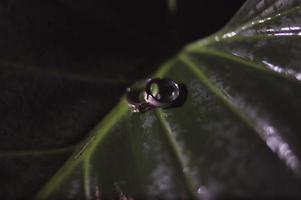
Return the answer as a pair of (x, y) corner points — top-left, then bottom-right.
(36, 0), (301, 199)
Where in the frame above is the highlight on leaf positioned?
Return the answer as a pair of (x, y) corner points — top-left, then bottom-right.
(36, 0), (301, 199)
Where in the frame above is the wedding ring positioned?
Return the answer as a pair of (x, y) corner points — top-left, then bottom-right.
(126, 78), (183, 113)
(126, 85), (153, 113)
(144, 78), (180, 108)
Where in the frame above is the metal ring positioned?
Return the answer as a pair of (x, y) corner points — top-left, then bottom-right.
(126, 86), (153, 113)
(144, 78), (180, 108)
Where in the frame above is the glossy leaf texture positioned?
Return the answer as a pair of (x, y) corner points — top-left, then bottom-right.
(36, 0), (301, 199)
(0, 0), (244, 199)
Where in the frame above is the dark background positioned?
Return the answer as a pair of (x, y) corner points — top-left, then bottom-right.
(0, 0), (246, 198)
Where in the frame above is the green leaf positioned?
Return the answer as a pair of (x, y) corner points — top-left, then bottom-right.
(36, 0), (301, 199)
(0, 0), (245, 198)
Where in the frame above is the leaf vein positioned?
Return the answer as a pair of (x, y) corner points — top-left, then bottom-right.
(154, 109), (197, 199)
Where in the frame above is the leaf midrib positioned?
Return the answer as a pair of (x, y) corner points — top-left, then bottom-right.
(179, 53), (258, 139)
(155, 109), (197, 199)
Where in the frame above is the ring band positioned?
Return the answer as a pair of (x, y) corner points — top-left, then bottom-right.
(144, 78), (180, 108)
(126, 78), (183, 113)
(126, 86), (153, 113)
